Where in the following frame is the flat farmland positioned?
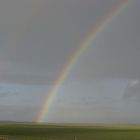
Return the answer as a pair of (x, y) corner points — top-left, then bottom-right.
(0, 123), (140, 140)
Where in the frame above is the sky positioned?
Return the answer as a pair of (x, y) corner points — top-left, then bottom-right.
(0, 0), (140, 123)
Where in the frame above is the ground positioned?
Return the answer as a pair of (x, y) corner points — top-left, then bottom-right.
(0, 123), (140, 140)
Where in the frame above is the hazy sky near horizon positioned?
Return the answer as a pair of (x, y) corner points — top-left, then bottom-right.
(0, 0), (140, 123)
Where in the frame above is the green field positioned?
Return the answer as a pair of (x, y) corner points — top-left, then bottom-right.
(0, 123), (140, 140)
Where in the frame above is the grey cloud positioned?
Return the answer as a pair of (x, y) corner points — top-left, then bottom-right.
(0, 0), (124, 85)
(47, 100), (140, 124)
(0, 105), (38, 121)
(1, 0), (140, 123)
(70, 1), (140, 81)
(123, 81), (140, 101)
(0, 92), (11, 98)
(0, 73), (55, 85)
(0, 92), (18, 98)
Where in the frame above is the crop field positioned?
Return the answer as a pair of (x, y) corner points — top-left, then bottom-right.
(0, 123), (140, 140)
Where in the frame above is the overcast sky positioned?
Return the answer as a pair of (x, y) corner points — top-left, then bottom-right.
(0, 0), (140, 123)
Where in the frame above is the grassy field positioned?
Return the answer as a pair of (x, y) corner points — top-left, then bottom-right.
(0, 123), (140, 140)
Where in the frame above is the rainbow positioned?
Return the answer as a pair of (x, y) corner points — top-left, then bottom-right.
(36, 0), (129, 123)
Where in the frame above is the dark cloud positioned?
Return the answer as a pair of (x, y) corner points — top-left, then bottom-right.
(0, 0), (126, 85)
(65, 1), (140, 82)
